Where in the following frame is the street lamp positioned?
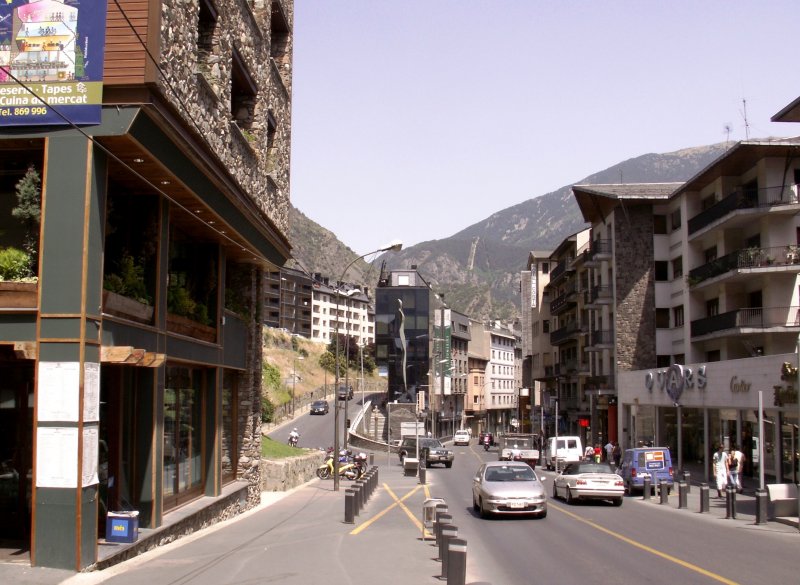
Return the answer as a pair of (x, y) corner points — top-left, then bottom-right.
(334, 241), (402, 491)
(291, 356), (304, 418)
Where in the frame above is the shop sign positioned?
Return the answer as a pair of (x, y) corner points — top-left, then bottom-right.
(644, 363), (707, 403)
(729, 376), (751, 393)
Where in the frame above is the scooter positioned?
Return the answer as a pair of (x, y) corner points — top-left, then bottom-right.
(483, 438), (491, 451)
(288, 434), (299, 447)
(316, 450), (362, 480)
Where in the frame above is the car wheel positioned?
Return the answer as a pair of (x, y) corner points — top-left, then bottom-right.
(566, 488), (575, 505)
(444, 462), (452, 468)
(613, 497), (623, 507)
(538, 509), (547, 519)
(400, 453), (406, 466)
(479, 498), (490, 519)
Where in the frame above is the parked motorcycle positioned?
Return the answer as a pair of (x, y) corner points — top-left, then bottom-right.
(316, 449), (362, 480)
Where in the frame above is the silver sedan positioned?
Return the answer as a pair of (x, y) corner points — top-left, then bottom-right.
(552, 461), (624, 506)
(472, 461), (547, 519)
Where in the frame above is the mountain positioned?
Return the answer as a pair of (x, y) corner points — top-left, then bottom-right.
(290, 142), (730, 320)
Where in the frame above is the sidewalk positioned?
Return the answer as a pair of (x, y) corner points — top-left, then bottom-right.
(1, 464), (450, 585)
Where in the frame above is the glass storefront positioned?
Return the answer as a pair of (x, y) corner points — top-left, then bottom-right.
(163, 366), (204, 509)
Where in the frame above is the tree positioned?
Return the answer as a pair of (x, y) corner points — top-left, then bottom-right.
(318, 351), (336, 373)
(12, 165), (41, 277)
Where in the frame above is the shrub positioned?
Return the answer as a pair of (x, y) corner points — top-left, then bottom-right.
(0, 247), (33, 281)
(261, 396), (275, 422)
(262, 362), (281, 391)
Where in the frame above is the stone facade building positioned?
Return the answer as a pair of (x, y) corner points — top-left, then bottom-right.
(0, 0), (294, 570)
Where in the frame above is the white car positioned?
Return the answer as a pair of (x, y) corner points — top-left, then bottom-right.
(453, 430), (471, 446)
(472, 461), (547, 519)
(552, 461), (624, 506)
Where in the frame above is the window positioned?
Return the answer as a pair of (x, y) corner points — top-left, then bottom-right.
(163, 366), (206, 509)
(656, 355), (671, 367)
(196, 0), (218, 73)
(706, 298), (719, 317)
(704, 246), (718, 263)
(542, 262), (549, 274)
(673, 354), (685, 364)
(672, 256), (683, 279)
(654, 261), (669, 282)
(653, 215), (667, 235)
(543, 320), (550, 333)
(670, 208), (681, 231)
(231, 49), (257, 130)
(655, 308), (670, 328)
(701, 193), (716, 211)
(270, 3), (291, 67)
(673, 305), (684, 327)
(706, 350), (721, 362)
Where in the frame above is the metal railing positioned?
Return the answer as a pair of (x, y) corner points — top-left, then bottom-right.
(688, 186), (798, 235)
(690, 306), (800, 337)
(688, 245), (800, 286)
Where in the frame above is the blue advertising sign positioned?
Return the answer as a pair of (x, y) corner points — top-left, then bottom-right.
(0, 0), (107, 126)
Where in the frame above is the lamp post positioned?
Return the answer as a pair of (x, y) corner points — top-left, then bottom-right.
(291, 355), (304, 418)
(333, 241), (402, 491)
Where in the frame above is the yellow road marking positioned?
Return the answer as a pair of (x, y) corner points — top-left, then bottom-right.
(384, 484), (427, 534)
(550, 504), (740, 585)
(349, 483), (423, 535)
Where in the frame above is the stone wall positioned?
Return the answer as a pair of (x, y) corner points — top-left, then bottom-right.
(260, 450), (326, 492)
(614, 204), (657, 371)
(157, 0), (293, 235)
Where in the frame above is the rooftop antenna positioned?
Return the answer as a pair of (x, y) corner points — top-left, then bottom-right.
(741, 98), (750, 140)
(723, 123), (732, 147)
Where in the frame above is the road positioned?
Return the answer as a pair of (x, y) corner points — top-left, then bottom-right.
(426, 439), (800, 585)
(268, 394), (360, 452)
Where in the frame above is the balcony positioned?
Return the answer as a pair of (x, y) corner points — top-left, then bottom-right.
(584, 239), (611, 266)
(550, 257), (575, 284)
(690, 305), (800, 338)
(585, 329), (614, 351)
(688, 186), (799, 236)
(585, 284), (613, 306)
(687, 245), (800, 287)
(549, 322), (580, 345)
(550, 283), (578, 315)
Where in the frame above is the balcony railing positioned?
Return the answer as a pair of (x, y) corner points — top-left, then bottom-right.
(586, 284), (613, 304)
(588, 239), (612, 261)
(688, 245), (800, 286)
(688, 186), (798, 235)
(550, 322), (580, 345)
(550, 259), (568, 282)
(550, 283), (577, 314)
(690, 305), (800, 337)
(589, 329), (614, 346)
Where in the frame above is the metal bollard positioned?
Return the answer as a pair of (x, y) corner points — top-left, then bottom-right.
(419, 466), (427, 485)
(436, 514), (453, 547)
(344, 489), (355, 524)
(725, 485), (737, 519)
(642, 476), (651, 501)
(659, 481), (669, 504)
(682, 471), (691, 494)
(352, 484), (362, 516)
(699, 483), (709, 513)
(369, 452), (374, 466)
(447, 538), (467, 585)
(439, 525), (458, 576)
(755, 488), (769, 525)
(678, 481), (687, 509)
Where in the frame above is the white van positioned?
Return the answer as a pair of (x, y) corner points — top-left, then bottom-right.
(544, 436), (583, 471)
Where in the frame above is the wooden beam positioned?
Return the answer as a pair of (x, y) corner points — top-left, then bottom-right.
(14, 341), (36, 360)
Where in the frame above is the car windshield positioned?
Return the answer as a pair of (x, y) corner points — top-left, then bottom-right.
(312, 401), (326, 406)
(420, 439), (444, 449)
(567, 463), (615, 475)
(485, 466), (536, 482)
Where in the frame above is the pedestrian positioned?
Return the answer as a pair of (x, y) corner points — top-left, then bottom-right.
(712, 443), (729, 498)
(612, 441), (621, 467)
(584, 444), (595, 460)
(593, 443), (602, 463)
(729, 443), (745, 493)
(604, 439), (614, 463)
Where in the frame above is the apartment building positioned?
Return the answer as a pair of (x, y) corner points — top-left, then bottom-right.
(0, 0), (294, 569)
(572, 133), (800, 483)
(264, 266), (312, 336)
(522, 251), (553, 435)
(311, 277), (374, 346)
(485, 321), (519, 435)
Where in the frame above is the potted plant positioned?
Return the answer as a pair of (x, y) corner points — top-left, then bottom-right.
(103, 254), (154, 323)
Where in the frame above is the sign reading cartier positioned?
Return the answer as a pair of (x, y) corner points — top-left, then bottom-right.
(0, 0), (107, 126)
(645, 364), (707, 404)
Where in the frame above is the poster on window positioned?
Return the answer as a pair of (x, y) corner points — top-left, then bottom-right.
(0, 0), (107, 126)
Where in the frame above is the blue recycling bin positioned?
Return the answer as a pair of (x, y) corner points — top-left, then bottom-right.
(106, 511), (139, 544)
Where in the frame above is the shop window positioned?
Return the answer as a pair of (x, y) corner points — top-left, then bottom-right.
(163, 366), (205, 509)
(221, 370), (239, 484)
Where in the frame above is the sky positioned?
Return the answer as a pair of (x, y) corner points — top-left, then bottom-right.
(289, 1), (800, 254)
